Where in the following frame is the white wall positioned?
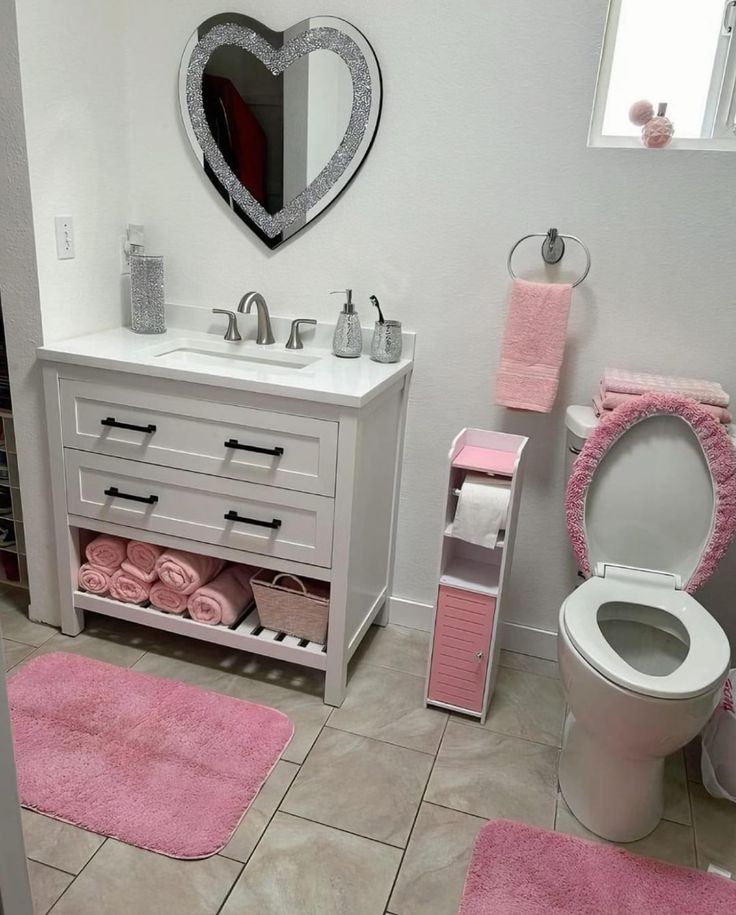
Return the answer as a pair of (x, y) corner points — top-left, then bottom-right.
(0, 2), (57, 625)
(14, 1), (736, 648)
(15, 2), (129, 345)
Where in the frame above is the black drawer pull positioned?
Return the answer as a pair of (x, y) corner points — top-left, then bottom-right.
(104, 486), (159, 505)
(101, 417), (157, 435)
(224, 439), (284, 457)
(224, 510), (282, 530)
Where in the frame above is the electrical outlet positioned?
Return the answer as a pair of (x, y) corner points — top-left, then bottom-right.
(54, 216), (75, 260)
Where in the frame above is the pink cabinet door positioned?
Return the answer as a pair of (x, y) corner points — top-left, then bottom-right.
(427, 585), (495, 713)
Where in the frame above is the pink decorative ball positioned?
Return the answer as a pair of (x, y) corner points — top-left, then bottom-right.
(629, 100), (654, 126)
(642, 116), (675, 148)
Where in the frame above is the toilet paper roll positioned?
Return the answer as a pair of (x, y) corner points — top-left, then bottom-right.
(452, 473), (510, 549)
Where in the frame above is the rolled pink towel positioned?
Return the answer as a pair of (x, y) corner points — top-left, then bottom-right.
(78, 563), (112, 596)
(149, 581), (189, 614)
(125, 540), (165, 578)
(155, 549), (225, 595)
(187, 564), (258, 626)
(120, 559), (158, 585)
(109, 568), (150, 605)
(85, 535), (127, 574)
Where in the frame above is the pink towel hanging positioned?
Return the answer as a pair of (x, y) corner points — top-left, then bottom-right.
(495, 279), (572, 413)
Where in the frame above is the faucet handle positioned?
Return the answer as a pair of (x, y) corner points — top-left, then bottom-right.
(212, 308), (242, 342)
(286, 318), (317, 350)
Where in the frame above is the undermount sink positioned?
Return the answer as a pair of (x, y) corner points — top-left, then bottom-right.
(151, 338), (321, 372)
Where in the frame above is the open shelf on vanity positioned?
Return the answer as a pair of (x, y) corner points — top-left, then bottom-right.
(75, 591), (328, 670)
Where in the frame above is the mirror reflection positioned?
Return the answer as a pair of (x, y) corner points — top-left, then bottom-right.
(180, 14), (381, 248)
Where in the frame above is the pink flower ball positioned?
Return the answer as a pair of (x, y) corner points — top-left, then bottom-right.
(629, 100), (654, 126)
(642, 116), (674, 149)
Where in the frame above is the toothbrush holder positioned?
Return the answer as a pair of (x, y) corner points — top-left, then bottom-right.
(370, 320), (402, 363)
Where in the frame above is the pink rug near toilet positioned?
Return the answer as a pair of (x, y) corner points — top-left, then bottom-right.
(459, 820), (736, 914)
(8, 652), (293, 859)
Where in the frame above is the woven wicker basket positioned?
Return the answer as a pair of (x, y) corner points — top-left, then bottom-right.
(250, 570), (330, 644)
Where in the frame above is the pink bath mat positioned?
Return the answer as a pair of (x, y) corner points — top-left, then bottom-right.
(8, 652), (293, 859)
(459, 820), (736, 914)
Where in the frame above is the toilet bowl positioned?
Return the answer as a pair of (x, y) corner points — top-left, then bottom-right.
(559, 394), (736, 842)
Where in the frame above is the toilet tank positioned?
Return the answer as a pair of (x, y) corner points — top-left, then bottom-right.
(565, 405), (598, 473)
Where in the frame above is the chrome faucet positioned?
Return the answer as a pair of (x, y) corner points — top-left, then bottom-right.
(237, 291), (275, 345)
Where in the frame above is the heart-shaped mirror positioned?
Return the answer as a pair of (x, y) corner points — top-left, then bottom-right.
(179, 14), (382, 249)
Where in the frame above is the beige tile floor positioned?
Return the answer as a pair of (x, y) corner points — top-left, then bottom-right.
(1, 588), (735, 914)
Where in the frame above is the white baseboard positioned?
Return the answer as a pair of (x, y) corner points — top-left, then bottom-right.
(501, 621), (558, 661)
(387, 594), (558, 661)
(387, 595), (433, 631)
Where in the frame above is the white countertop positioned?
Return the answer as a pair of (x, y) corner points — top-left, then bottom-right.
(37, 308), (414, 408)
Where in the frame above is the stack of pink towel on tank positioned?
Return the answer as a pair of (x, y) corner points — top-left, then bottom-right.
(594, 368), (731, 424)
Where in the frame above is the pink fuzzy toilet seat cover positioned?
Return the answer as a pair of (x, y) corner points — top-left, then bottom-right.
(566, 393), (736, 593)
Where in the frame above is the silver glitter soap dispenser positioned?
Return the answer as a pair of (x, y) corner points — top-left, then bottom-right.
(331, 289), (363, 358)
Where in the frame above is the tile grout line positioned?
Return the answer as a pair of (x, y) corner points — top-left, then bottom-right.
(383, 714), (452, 911)
(26, 855), (78, 879)
(322, 721), (441, 757)
(214, 686), (336, 915)
(449, 714), (563, 752)
(46, 837), (109, 914)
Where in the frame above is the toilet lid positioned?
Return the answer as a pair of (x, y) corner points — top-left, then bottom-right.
(566, 394), (736, 593)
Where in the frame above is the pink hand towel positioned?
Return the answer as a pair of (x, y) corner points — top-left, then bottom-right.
(602, 367), (730, 407)
(109, 568), (150, 605)
(149, 581), (189, 615)
(495, 279), (572, 413)
(595, 390), (732, 423)
(154, 550), (226, 595)
(187, 564), (258, 626)
(78, 563), (112, 596)
(125, 540), (165, 577)
(85, 535), (127, 574)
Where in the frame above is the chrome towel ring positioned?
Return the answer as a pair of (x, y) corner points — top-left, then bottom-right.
(507, 228), (591, 288)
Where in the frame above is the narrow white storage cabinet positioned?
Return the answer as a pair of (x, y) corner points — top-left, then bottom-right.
(426, 428), (527, 723)
(39, 325), (412, 707)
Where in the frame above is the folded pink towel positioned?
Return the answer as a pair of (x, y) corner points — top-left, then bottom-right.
(120, 559), (158, 585)
(149, 581), (189, 615)
(594, 392), (732, 424)
(187, 564), (258, 626)
(125, 540), (165, 577)
(109, 568), (150, 605)
(154, 550), (225, 595)
(495, 279), (572, 413)
(602, 368), (729, 407)
(78, 563), (112, 596)
(85, 535), (127, 574)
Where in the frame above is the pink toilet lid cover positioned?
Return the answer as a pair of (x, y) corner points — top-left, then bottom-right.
(566, 393), (736, 593)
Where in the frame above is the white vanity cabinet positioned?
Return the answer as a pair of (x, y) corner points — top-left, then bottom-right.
(39, 324), (412, 706)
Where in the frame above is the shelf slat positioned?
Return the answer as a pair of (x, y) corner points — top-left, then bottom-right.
(74, 591), (328, 671)
(440, 556), (500, 597)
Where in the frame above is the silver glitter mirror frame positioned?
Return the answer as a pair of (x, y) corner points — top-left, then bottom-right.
(179, 14), (382, 250)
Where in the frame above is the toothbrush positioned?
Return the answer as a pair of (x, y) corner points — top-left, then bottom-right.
(370, 295), (385, 324)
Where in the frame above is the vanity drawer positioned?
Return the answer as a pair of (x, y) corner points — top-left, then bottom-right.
(65, 450), (334, 567)
(59, 380), (338, 496)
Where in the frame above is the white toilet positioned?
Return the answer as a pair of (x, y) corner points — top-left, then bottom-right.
(559, 400), (736, 843)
